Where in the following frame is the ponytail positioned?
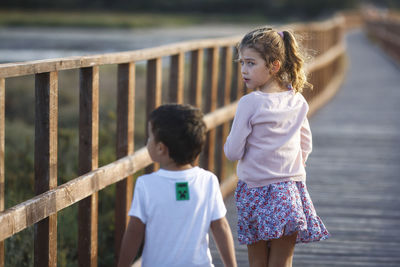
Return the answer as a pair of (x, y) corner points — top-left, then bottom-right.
(280, 30), (313, 93)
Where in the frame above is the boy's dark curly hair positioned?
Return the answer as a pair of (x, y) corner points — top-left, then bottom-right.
(149, 104), (206, 165)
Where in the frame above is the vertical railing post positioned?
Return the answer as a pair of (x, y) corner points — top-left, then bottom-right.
(146, 58), (162, 172)
(0, 78), (4, 267)
(170, 52), (184, 103)
(202, 47), (219, 172)
(189, 49), (204, 108)
(234, 52), (244, 99)
(115, 63), (135, 265)
(78, 66), (99, 267)
(34, 72), (58, 267)
(216, 47), (233, 181)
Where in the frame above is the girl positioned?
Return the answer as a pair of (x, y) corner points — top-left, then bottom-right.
(224, 27), (330, 267)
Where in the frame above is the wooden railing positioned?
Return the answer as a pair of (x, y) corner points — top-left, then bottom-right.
(363, 8), (400, 62)
(0, 15), (347, 267)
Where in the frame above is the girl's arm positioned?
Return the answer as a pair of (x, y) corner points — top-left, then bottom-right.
(300, 117), (312, 165)
(210, 217), (237, 267)
(117, 217), (145, 267)
(224, 97), (253, 161)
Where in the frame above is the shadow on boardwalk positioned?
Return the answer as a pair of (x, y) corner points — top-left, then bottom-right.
(210, 29), (400, 267)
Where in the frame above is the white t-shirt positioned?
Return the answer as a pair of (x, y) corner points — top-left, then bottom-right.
(128, 167), (227, 267)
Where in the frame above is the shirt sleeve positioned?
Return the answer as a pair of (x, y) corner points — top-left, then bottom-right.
(210, 175), (227, 221)
(128, 177), (148, 224)
(300, 117), (312, 165)
(224, 95), (254, 161)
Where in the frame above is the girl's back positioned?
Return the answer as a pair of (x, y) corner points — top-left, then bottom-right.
(224, 90), (311, 188)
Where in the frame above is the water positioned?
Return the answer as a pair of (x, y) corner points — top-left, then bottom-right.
(0, 25), (256, 63)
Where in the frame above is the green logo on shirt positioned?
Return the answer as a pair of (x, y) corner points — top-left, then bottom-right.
(176, 182), (189, 201)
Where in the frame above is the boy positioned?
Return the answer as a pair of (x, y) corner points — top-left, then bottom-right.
(118, 104), (237, 267)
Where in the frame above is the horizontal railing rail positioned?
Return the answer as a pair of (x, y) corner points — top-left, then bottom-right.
(363, 8), (400, 62)
(0, 14), (347, 267)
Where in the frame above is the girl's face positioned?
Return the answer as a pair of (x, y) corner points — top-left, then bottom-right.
(239, 47), (273, 91)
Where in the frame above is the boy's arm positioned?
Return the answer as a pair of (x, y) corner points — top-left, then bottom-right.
(210, 217), (237, 267)
(117, 217), (145, 267)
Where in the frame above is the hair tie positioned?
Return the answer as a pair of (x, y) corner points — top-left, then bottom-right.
(278, 31), (284, 38)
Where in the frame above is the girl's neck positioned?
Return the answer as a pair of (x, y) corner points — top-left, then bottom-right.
(259, 79), (286, 93)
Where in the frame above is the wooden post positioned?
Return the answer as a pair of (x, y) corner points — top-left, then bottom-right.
(115, 63), (135, 265)
(169, 53), (184, 103)
(235, 54), (244, 99)
(78, 66), (99, 267)
(216, 47), (232, 181)
(0, 78), (4, 267)
(34, 72), (58, 267)
(146, 58), (162, 172)
(189, 49), (204, 108)
(202, 47), (219, 172)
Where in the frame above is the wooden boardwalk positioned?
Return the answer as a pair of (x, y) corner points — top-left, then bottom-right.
(210, 30), (400, 266)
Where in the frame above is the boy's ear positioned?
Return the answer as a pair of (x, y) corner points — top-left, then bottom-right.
(156, 142), (169, 156)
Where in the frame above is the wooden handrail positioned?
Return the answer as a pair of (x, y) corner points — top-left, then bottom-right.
(0, 16), (345, 79)
(0, 147), (150, 242)
(0, 14), (348, 266)
(0, 36), (241, 79)
(0, 39), (345, 241)
(0, 103), (239, 242)
(363, 8), (400, 62)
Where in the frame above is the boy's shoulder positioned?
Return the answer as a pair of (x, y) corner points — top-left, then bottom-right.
(136, 167), (218, 183)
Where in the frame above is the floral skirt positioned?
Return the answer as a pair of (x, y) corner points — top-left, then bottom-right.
(235, 180), (330, 245)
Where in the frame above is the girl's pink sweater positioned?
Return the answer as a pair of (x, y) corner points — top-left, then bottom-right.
(224, 90), (312, 188)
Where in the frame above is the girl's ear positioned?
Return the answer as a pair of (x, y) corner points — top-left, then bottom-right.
(271, 60), (281, 74)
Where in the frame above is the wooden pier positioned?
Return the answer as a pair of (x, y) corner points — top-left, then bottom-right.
(1, 10), (399, 266)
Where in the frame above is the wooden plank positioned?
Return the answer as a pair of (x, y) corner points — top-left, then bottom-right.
(0, 147), (151, 242)
(216, 47), (233, 181)
(368, 24), (400, 47)
(0, 78), (4, 267)
(0, 18), (350, 266)
(0, 16), (345, 80)
(202, 102), (237, 131)
(0, 103), (238, 243)
(306, 42), (345, 73)
(0, 35), (242, 79)
(366, 25), (400, 61)
(146, 58), (162, 172)
(146, 58), (162, 116)
(169, 52), (184, 103)
(202, 47), (219, 172)
(78, 66), (99, 267)
(34, 72), (58, 267)
(115, 62), (135, 265)
(189, 49), (204, 108)
(221, 47), (233, 181)
(235, 57), (244, 99)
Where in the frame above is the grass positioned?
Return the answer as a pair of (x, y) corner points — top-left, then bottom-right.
(0, 9), (268, 28)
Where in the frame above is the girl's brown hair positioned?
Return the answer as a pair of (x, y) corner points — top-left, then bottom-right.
(238, 27), (313, 93)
